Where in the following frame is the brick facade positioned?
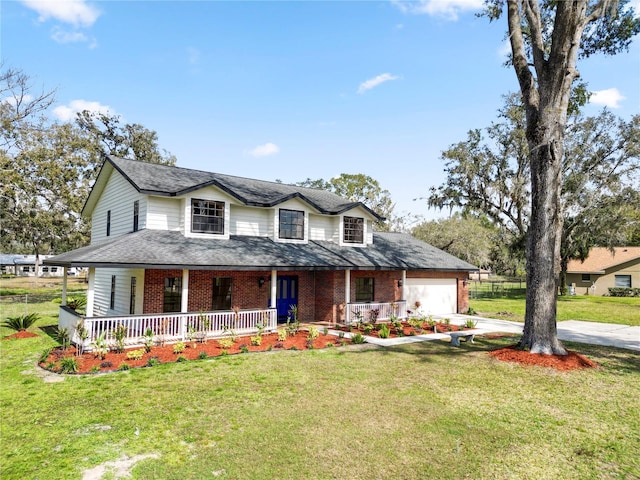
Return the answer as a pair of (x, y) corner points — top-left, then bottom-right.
(142, 268), (470, 321)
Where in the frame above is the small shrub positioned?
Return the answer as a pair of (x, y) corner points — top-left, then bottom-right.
(147, 357), (160, 367)
(351, 333), (366, 344)
(90, 366), (100, 373)
(92, 332), (108, 360)
(362, 323), (373, 334)
(126, 349), (145, 361)
(59, 357), (79, 373)
(378, 323), (391, 339)
(464, 318), (478, 329)
(250, 336), (262, 346)
(39, 348), (52, 364)
(2, 312), (40, 332)
(338, 331), (345, 339)
(173, 342), (186, 354)
(118, 363), (130, 371)
(239, 344), (249, 354)
(466, 305), (477, 315)
(176, 355), (187, 362)
(277, 329), (288, 341)
(111, 324), (127, 353)
(307, 326), (319, 341)
(218, 338), (234, 349)
(322, 327), (329, 336)
(54, 326), (70, 350)
(197, 351), (208, 360)
(46, 361), (56, 370)
(289, 345), (298, 351)
(66, 296), (87, 311)
(141, 328), (154, 353)
(266, 345), (273, 351)
(100, 361), (113, 368)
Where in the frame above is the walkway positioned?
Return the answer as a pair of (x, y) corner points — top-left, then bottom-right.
(330, 314), (640, 352)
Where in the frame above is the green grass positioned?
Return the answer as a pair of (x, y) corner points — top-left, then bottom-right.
(1, 309), (640, 479)
(471, 294), (640, 326)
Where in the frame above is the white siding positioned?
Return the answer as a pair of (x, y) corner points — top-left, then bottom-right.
(230, 205), (271, 236)
(309, 214), (338, 242)
(147, 196), (182, 231)
(91, 171), (145, 243)
(93, 268), (145, 316)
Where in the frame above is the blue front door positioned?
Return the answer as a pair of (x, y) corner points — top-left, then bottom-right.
(276, 276), (298, 323)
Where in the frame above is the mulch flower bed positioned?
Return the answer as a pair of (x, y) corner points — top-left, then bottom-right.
(3, 330), (39, 340)
(489, 345), (598, 371)
(38, 330), (350, 375)
(336, 320), (472, 338)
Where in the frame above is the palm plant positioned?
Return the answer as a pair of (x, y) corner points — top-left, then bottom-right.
(2, 313), (40, 331)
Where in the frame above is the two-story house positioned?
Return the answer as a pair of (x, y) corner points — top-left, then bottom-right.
(46, 156), (477, 348)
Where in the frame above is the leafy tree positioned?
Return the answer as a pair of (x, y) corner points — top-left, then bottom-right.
(75, 111), (177, 166)
(1, 66), (177, 257)
(483, 0), (639, 354)
(296, 174), (395, 230)
(430, 97), (640, 288)
(412, 214), (496, 269)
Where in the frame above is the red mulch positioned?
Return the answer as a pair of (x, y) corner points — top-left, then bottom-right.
(337, 321), (469, 338)
(3, 330), (39, 340)
(40, 331), (350, 375)
(489, 345), (598, 371)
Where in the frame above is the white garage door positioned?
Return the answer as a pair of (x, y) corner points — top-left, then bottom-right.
(405, 278), (457, 315)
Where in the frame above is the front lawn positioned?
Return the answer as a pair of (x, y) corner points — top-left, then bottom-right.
(471, 294), (640, 326)
(1, 310), (639, 479)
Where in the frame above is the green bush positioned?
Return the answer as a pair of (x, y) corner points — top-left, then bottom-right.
(351, 333), (366, 344)
(59, 357), (79, 373)
(608, 287), (640, 297)
(2, 313), (40, 331)
(378, 324), (390, 339)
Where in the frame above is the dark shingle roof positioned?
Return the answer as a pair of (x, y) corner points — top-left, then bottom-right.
(44, 229), (477, 272)
(107, 156), (382, 219)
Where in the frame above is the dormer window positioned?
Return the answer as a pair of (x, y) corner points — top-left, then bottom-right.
(279, 209), (304, 240)
(192, 199), (224, 234)
(343, 216), (364, 243)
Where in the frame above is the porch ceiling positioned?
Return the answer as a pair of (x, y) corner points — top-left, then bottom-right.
(43, 229), (478, 272)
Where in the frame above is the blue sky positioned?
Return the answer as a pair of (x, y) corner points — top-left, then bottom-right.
(3, 0), (639, 222)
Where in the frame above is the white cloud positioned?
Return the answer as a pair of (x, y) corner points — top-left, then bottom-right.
(392, 0), (483, 20)
(590, 88), (625, 108)
(357, 73), (399, 94)
(21, 0), (101, 27)
(248, 142), (280, 157)
(51, 26), (96, 47)
(52, 99), (113, 122)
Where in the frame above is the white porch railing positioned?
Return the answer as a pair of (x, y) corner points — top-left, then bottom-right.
(59, 308), (277, 352)
(345, 301), (407, 325)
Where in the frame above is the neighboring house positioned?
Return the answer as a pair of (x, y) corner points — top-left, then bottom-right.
(45, 156), (477, 347)
(566, 247), (640, 296)
(0, 254), (64, 277)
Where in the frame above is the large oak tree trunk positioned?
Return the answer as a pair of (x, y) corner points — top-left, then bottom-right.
(519, 113), (567, 354)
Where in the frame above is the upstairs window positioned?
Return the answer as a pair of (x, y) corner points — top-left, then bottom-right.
(355, 277), (374, 303)
(133, 200), (139, 232)
(279, 209), (304, 240)
(192, 199), (224, 234)
(106, 210), (111, 236)
(343, 216), (364, 244)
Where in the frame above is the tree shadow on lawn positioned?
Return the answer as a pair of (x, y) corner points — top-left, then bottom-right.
(377, 334), (640, 374)
(39, 324), (60, 342)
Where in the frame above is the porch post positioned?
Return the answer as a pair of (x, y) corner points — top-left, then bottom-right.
(181, 269), (189, 312)
(401, 270), (407, 300)
(61, 267), (68, 306)
(270, 270), (277, 309)
(345, 269), (351, 324)
(86, 267), (95, 317)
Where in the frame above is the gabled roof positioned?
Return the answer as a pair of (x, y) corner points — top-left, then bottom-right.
(83, 156), (384, 221)
(44, 229), (478, 272)
(566, 247), (640, 274)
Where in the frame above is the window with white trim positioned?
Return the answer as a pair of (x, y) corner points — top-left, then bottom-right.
(279, 209), (304, 240)
(343, 216), (364, 244)
(191, 199), (224, 234)
(110, 275), (116, 310)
